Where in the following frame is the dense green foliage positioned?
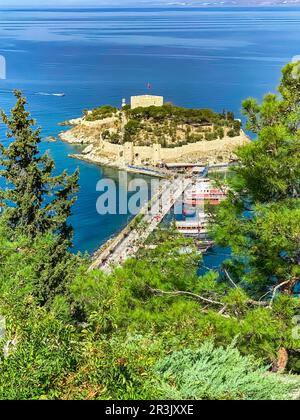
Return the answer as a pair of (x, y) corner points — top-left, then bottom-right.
(0, 91), (80, 305)
(123, 104), (241, 145)
(0, 66), (300, 400)
(0, 90), (79, 244)
(127, 103), (233, 126)
(213, 62), (300, 297)
(0, 223), (82, 308)
(124, 119), (141, 142)
(84, 105), (117, 121)
(0, 224), (299, 399)
(155, 341), (299, 400)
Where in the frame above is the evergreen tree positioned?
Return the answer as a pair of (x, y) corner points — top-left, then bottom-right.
(213, 62), (300, 296)
(0, 90), (79, 245)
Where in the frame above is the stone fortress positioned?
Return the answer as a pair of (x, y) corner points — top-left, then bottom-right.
(60, 95), (250, 169)
(130, 95), (164, 109)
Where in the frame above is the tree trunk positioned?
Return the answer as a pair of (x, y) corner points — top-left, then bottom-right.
(272, 348), (289, 373)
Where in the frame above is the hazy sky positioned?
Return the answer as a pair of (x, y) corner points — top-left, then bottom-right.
(0, 0), (296, 7)
(0, 0), (135, 6)
(0, 0), (151, 5)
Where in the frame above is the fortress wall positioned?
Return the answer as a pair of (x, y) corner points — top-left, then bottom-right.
(99, 141), (157, 164)
(100, 140), (122, 157)
(159, 135), (248, 163)
(94, 134), (249, 166)
(130, 145), (156, 165)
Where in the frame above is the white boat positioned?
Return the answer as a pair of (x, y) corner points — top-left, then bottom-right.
(184, 179), (227, 205)
(176, 220), (208, 237)
(36, 92), (66, 97)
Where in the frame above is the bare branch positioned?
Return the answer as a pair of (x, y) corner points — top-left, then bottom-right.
(223, 269), (239, 289)
(148, 286), (274, 311)
(218, 305), (228, 315)
(247, 299), (269, 307)
(148, 287), (224, 306)
(269, 280), (291, 308)
(259, 290), (272, 302)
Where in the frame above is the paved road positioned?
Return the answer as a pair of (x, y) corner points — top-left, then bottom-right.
(89, 176), (193, 272)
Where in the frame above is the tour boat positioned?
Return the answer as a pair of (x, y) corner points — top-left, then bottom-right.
(183, 179), (227, 206)
(175, 220), (208, 238)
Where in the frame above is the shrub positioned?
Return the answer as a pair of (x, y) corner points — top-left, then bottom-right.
(85, 105), (117, 121)
(227, 129), (237, 138)
(155, 341), (300, 400)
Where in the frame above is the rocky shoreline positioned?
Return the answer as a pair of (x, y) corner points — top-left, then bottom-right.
(68, 152), (122, 169)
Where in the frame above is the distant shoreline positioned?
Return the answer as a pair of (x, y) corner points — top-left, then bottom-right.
(2, 4), (300, 10)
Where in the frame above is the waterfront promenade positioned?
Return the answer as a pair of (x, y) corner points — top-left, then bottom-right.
(89, 176), (193, 272)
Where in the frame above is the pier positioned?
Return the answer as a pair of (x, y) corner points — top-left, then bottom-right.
(89, 163), (231, 273)
(89, 176), (193, 272)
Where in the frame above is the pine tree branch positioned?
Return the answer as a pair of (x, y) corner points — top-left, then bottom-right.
(148, 285), (273, 310)
(223, 269), (239, 289)
(147, 286), (224, 306)
(269, 280), (291, 307)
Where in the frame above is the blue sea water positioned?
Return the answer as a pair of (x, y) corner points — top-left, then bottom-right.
(0, 6), (300, 255)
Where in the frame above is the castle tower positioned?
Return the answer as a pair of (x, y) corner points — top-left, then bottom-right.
(152, 143), (161, 164)
(124, 142), (134, 165)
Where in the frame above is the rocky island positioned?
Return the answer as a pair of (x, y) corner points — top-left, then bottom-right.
(59, 95), (250, 173)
